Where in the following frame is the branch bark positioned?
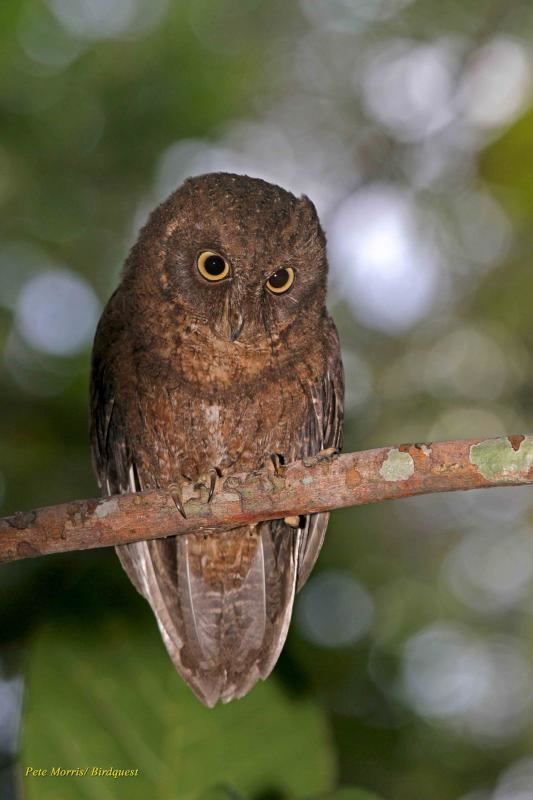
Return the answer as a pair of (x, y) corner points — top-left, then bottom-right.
(1, 434), (532, 565)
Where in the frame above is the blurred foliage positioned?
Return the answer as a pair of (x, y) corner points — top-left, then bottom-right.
(23, 615), (334, 799)
(1, 0), (533, 798)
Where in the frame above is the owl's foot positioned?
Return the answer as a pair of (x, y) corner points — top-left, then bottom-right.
(281, 449), (339, 528)
(268, 454), (300, 527)
(303, 446), (340, 467)
(168, 467), (221, 518)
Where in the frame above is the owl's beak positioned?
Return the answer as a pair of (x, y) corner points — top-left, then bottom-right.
(229, 314), (244, 341)
(215, 301), (244, 342)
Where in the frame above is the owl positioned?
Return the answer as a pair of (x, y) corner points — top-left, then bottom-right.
(90, 172), (344, 707)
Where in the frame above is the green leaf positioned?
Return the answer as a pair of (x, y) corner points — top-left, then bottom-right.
(21, 616), (335, 800)
(480, 109), (533, 215)
(197, 786), (247, 800)
(316, 790), (384, 800)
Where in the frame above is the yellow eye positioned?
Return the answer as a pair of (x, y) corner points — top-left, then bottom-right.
(197, 251), (230, 282)
(266, 267), (295, 294)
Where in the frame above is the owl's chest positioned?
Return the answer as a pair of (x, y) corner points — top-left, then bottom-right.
(132, 351), (318, 482)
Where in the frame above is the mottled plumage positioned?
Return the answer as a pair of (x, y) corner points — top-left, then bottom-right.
(90, 173), (343, 706)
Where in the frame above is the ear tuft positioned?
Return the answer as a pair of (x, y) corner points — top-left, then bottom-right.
(298, 194), (319, 220)
(297, 194), (325, 247)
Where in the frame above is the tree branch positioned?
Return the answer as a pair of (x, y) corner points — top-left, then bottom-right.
(1, 434), (532, 565)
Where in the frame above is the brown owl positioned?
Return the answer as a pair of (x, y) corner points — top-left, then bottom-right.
(90, 173), (344, 707)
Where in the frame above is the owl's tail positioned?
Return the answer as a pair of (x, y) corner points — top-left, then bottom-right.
(116, 521), (300, 707)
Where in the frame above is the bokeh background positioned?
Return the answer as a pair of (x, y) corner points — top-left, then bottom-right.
(1, 0), (532, 798)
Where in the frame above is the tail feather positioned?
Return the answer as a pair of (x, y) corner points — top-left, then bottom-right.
(116, 521), (300, 707)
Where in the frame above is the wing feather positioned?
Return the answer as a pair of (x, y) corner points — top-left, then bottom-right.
(295, 320), (344, 590)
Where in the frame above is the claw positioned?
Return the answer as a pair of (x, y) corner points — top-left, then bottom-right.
(207, 467), (220, 504)
(168, 482), (187, 519)
(270, 453), (287, 477)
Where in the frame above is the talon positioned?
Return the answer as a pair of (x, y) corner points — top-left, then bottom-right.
(168, 482), (187, 519)
(270, 453), (286, 477)
(207, 468), (219, 503)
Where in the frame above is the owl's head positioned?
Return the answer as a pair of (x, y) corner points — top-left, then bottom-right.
(124, 173), (329, 347)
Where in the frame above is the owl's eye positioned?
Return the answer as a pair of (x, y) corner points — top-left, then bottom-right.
(266, 267), (295, 294)
(197, 251), (230, 282)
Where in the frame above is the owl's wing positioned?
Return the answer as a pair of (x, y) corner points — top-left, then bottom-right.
(90, 320), (129, 497)
(90, 299), (148, 598)
(295, 319), (344, 590)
